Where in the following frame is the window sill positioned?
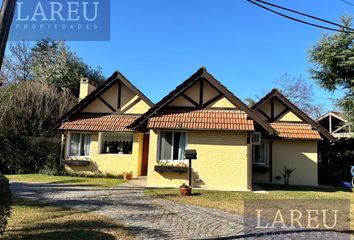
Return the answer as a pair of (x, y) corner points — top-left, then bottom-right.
(98, 153), (133, 156)
(252, 164), (269, 173)
(66, 156), (90, 160)
(62, 160), (91, 166)
(157, 160), (188, 164)
(154, 165), (188, 174)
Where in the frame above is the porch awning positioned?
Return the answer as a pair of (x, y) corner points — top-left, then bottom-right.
(147, 109), (254, 131)
(270, 123), (322, 140)
(58, 114), (138, 132)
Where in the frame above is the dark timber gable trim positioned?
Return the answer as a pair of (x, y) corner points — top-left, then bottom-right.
(252, 89), (336, 142)
(52, 71), (154, 130)
(128, 67), (276, 134)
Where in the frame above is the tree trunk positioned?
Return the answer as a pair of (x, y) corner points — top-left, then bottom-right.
(0, 0), (17, 72)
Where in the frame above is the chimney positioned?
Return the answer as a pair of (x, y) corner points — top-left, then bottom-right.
(79, 77), (96, 101)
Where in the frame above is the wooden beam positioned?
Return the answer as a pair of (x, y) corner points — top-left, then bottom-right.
(122, 98), (141, 113)
(258, 109), (271, 121)
(199, 79), (204, 106)
(201, 94), (223, 108)
(182, 93), (199, 107)
(117, 80), (122, 110)
(270, 97), (275, 121)
(274, 107), (290, 121)
(99, 96), (116, 112)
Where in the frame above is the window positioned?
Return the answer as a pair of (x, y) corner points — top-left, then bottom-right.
(100, 132), (133, 154)
(253, 141), (269, 165)
(159, 131), (186, 161)
(68, 133), (91, 157)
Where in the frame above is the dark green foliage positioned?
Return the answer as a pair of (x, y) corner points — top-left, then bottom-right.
(40, 154), (64, 176)
(0, 38), (105, 175)
(61, 171), (123, 179)
(31, 38), (105, 97)
(0, 137), (61, 174)
(309, 16), (354, 124)
(0, 174), (12, 235)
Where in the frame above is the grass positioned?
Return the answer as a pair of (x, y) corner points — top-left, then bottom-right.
(6, 174), (124, 188)
(1, 198), (134, 240)
(145, 184), (354, 229)
(145, 184), (353, 214)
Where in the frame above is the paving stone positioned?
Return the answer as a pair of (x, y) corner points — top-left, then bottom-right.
(10, 182), (351, 240)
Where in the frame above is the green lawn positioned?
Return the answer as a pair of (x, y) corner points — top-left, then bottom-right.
(145, 184), (354, 227)
(2, 198), (134, 240)
(145, 185), (353, 210)
(6, 174), (124, 188)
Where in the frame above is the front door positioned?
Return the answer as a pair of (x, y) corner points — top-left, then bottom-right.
(141, 134), (150, 176)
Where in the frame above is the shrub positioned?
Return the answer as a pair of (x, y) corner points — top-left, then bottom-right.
(0, 174), (12, 235)
(41, 154), (64, 176)
(62, 170), (123, 179)
(0, 136), (61, 174)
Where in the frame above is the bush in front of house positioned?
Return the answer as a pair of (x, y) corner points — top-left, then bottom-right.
(0, 174), (12, 235)
(40, 154), (64, 176)
(60, 169), (123, 179)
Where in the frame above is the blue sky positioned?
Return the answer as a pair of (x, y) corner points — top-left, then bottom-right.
(11, 0), (354, 109)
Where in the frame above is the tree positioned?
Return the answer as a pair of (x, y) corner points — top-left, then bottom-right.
(1, 41), (32, 84)
(0, 81), (77, 137)
(244, 98), (256, 107)
(31, 39), (104, 96)
(309, 16), (354, 124)
(274, 73), (325, 119)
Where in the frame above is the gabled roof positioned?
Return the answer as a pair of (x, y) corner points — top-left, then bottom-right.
(147, 109), (254, 131)
(270, 123), (322, 140)
(52, 71), (154, 130)
(129, 67), (275, 133)
(253, 89), (336, 142)
(317, 111), (348, 123)
(58, 114), (139, 132)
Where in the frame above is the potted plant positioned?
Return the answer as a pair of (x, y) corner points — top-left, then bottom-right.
(281, 167), (295, 187)
(123, 172), (133, 181)
(179, 183), (192, 196)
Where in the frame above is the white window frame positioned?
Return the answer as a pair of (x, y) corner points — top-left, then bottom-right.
(66, 132), (92, 158)
(252, 140), (269, 166)
(157, 130), (188, 163)
(98, 132), (134, 156)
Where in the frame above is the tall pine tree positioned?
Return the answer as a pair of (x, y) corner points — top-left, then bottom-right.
(309, 16), (354, 125)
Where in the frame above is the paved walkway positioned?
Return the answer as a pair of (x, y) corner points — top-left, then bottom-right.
(10, 182), (351, 240)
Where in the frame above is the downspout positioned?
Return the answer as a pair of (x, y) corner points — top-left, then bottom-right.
(60, 133), (66, 166)
(269, 139), (273, 182)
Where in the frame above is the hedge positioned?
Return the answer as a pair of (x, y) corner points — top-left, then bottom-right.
(0, 174), (12, 235)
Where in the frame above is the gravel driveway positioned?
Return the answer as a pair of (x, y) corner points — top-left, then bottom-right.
(10, 182), (351, 240)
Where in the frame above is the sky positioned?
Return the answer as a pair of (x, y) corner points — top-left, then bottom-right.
(9, 0), (354, 109)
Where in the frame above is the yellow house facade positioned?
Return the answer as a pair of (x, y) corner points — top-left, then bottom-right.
(55, 68), (335, 190)
(55, 71), (154, 178)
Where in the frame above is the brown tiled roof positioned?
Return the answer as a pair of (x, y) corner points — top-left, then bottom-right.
(147, 109), (254, 131)
(270, 123), (322, 140)
(52, 71), (154, 131)
(129, 67), (275, 134)
(58, 115), (139, 132)
(253, 89), (336, 142)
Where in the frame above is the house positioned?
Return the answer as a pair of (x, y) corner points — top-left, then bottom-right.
(317, 112), (354, 185)
(55, 67), (335, 191)
(54, 72), (154, 178)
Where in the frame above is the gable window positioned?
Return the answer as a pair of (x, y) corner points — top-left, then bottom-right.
(68, 133), (91, 157)
(253, 141), (270, 165)
(100, 132), (133, 154)
(158, 131), (186, 161)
